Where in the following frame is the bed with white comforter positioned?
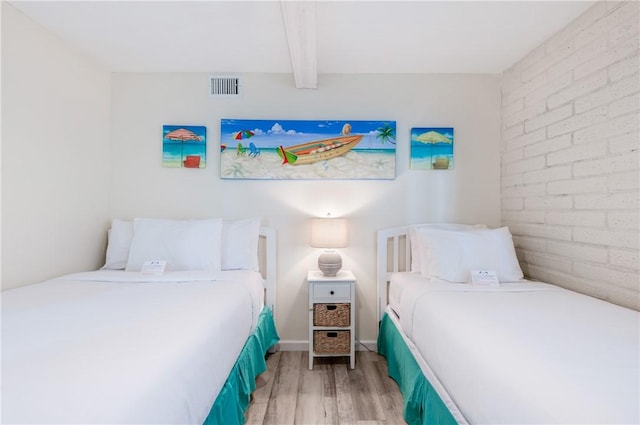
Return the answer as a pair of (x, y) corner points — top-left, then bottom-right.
(2, 217), (278, 424)
(377, 223), (640, 425)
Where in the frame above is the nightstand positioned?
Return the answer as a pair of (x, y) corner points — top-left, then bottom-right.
(307, 270), (356, 370)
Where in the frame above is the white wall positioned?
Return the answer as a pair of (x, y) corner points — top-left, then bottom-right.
(501, 1), (639, 310)
(109, 72), (502, 344)
(1, 3), (112, 290)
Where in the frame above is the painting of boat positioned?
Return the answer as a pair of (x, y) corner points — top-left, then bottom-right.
(277, 135), (363, 165)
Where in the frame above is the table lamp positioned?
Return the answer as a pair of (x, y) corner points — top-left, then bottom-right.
(310, 217), (348, 276)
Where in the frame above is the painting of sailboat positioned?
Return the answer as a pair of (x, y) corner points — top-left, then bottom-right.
(220, 119), (396, 179)
(410, 127), (454, 170)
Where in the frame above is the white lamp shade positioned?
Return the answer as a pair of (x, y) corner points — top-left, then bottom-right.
(310, 218), (348, 248)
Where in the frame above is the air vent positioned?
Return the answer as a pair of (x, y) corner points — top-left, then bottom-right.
(210, 75), (241, 97)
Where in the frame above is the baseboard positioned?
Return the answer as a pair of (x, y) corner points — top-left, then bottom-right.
(277, 340), (377, 352)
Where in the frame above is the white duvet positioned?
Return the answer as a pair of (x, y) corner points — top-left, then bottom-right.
(396, 275), (640, 424)
(2, 270), (264, 424)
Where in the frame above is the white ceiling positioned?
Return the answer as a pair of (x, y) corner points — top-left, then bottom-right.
(9, 0), (595, 77)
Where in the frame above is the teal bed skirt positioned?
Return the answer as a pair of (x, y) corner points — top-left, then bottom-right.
(377, 313), (458, 425)
(203, 307), (279, 425)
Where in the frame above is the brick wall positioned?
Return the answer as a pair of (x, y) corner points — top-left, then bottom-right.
(501, 1), (639, 310)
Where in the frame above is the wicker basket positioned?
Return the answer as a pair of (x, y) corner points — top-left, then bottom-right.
(313, 303), (350, 327)
(313, 330), (350, 354)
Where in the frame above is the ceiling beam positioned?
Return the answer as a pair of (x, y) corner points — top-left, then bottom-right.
(280, 1), (317, 89)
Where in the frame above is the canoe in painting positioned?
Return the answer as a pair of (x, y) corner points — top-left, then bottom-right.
(277, 135), (363, 165)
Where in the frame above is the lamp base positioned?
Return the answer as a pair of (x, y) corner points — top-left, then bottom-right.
(318, 251), (342, 277)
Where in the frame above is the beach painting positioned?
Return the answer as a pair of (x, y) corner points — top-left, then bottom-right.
(162, 125), (206, 168)
(410, 127), (454, 170)
(220, 119), (396, 179)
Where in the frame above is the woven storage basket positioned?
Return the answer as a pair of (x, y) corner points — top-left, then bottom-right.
(313, 330), (350, 354)
(313, 303), (350, 327)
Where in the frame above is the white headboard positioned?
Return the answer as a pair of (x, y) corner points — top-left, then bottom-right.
(258, 226), (276, 319)
(377, 225), (412, 322)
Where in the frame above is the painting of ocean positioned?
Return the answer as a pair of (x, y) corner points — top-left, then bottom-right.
(162, 125), (207, 168)
(410, 127), (454, 170)
(220, 119), (396, 179)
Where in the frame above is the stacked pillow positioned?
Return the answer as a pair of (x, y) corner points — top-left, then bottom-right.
(410, 224), (523, 283)
(102, 217), (261, 272)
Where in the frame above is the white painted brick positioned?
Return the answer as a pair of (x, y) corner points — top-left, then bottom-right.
(608, 92), (640, 118)
(502, 124), (524, 142)
(547, 240), (609, 263)
(505, 156), (546, 175)
(574, 112), (639, 145)
(505, 128), (546, 151)
(502, 148), (524, 165)
(547, 141), (608, 166)
(524, 73), (573, 107)
(502, 67), (524, 94)
(609, 171), (639, 190)
(515, 223), (573, 241)
(502, 197), (524, 211)
(519, 44), (547, 71)
(502, 183), (546, 198)
(574, 227), (639, 249)
(547, 71), (608, 110)
(513, 235), (547, 252)
(575, 191), (639, 209)
(502, 98), (524, 118)
(608, 211), (640, 229)
(609, 131), (640, 153)
(546, 2), (607, 53)
(574, 35), (639, 80)
(501, 173), (523, 188)
(575, 1), (639, 49)
(548, 176), (608, 194)
(523, 165), (572, 184)
(524, 104), (573, 133)
(575, 74), (640, 114)
(610, 248), (639, 269)
(574, 150), (639, 176)
(503, 73), (548, 106)
(608, 10), (640, 46)
(502, 210), (545, 224)
(546, 211), (606, 226)
(609, 55), (640, 82)
(547, 106), (609, 138)
(573, 262), (639, 290)
(504, 101), (546, 129)
(524, 195), (573, 210)
(523, 251), (573, 273)
(524, 134), (572, 158)
(548, 35), (609, 80)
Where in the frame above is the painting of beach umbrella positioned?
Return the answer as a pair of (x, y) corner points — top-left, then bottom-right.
(410, 127), (454, 170)
(162, 125), (207, 168)
(232, 130), (254, 140)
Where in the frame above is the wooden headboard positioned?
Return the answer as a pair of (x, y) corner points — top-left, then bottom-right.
(377, 225), (412, 322)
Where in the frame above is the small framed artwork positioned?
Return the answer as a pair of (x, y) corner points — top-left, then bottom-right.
(410, 127), (454, 170)
(162, 125), (206, 168)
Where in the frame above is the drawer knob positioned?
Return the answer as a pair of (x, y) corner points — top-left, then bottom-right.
(330, 290), (335, 295)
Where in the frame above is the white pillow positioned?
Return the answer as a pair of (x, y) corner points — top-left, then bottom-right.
(409, 223), (486, 272)
(419, 226), (523, 283)
(101, 219), (134, 270)
(221, 217), (261, 271)
(125, 218), (223, 272)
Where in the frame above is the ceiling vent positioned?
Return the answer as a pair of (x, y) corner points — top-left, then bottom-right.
(210, 75), (241, 98)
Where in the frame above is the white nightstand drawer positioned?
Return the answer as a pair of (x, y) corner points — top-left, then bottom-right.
(313, 284), (351, 300)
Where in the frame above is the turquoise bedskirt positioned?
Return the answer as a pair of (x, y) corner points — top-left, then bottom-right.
(377, 313), (457, 425)
(203, 307), (279, 425)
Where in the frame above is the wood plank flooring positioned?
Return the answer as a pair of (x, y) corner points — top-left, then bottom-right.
(246, 351), (407, 425)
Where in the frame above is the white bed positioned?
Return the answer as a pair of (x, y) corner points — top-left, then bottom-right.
(377, 224), (640, 425)
(2, 218), (278, 424)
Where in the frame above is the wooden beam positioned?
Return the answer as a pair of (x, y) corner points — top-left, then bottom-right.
(280, 1), (317, 89)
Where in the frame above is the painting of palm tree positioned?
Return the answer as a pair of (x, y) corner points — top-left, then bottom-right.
(376, 123), (396, 145)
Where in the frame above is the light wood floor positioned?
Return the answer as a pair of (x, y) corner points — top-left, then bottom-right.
(246, 350), (408, 425)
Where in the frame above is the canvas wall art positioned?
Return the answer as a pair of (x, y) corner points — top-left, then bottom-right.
(410, 127), (454, 170)
(220, 119), (396, 179)
(162, 125), (206, 168)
